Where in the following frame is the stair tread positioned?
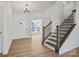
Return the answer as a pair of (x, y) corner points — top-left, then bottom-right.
(55, 28), (69, 31)
(48, 38), (57, 42)
(45, 42), (57, 48)
(49, 36), (57, 40)
(50, 35), (57, 37)
(64, 21), (73, 23)
(61, 25), (72, 27)
(61, 26), (71, 28)
(53, 32), (57, 34)
(60, 30), (69, 32)
(62, 23), (72, 25)
(50, 33), (65, 38)
(60, 29), (69, 30)
(63, 23), (73, 24)
(60, 31), (67, 33)
(50, 34), (65, 38)
(64, 19), (72, 21)
(63, 24), (72, 26)
(49, 36), (56, 40)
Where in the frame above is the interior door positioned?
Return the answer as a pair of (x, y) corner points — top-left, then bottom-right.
(0, 6), (2, 53)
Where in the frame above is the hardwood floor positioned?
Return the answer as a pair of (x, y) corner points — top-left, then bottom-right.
(2, 35), (79, 57)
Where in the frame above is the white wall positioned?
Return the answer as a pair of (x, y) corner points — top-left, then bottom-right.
(42, 2), (64, 33)
(76, 2), (79, 26)
(64, 2), (74, 19)
(0, 2), (4, 53)
(30, 12), (43, 20)
(2, 2), (13, 54)
(30, 2), (64, 35)
(0, 7), (2, 53)
(11, 11), (43, 39)
(11, 11), (31, 39)
(2, 2), (32, 54)
(1, 2), (32, 54)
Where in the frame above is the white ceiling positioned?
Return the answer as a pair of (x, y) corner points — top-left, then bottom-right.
(11, 1), (56, 13)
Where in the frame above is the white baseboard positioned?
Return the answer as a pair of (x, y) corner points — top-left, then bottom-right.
(12, 36), (32, 40)
(59, 46), (79, 55)
(2, 39), (12, 55)
(2, 51), (8, 55)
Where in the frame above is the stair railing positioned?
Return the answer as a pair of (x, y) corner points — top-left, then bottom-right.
(56, 9), (76, 53)
(67, 9), (76, 24)
(42, 21), (52, 45)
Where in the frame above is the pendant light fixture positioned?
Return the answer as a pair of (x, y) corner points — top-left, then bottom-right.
(24, 4), (30, 14)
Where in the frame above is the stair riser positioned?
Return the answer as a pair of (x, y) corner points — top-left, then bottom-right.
(64, 21), (73, 23)
(44, 43), (55, 51)
(64, 20), (73, 21)
(60, 29), (69, 31)
(48, 38), (57, 42)
(60, 30), (69, 32)
(63, 23), (73, 25)
(60, 31), (67, 33)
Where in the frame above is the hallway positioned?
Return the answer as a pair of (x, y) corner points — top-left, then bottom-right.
(2, 35), (79, 57)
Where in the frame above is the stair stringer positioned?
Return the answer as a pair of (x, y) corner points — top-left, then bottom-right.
(59, 25), (79, 55)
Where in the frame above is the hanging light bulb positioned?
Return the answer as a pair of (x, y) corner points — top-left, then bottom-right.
(24, 8), (30, 14)
(24, 3), (30, 14)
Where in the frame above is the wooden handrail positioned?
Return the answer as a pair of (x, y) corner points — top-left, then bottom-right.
(67, 9), (76, 20)
(42, 21), (52, 45)
(44, 21), (52, 29)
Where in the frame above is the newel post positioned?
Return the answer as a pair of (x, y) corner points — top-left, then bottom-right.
(55, 26), (59, 54)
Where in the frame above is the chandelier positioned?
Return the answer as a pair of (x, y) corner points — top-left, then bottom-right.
(24, 4), (30, 13)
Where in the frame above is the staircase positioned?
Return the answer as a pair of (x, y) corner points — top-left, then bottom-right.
(42, 9), (76, 54)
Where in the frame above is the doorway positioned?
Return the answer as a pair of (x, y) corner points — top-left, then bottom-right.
(31, 19), (43, 46)
(32, 19), (42, 35)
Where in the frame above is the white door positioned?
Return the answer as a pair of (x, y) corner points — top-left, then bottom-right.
(0, 7), (3, 53)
